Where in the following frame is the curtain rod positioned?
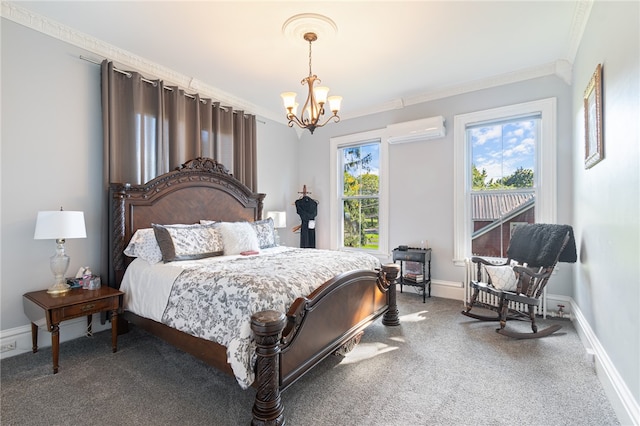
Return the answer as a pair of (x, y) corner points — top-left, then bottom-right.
(80, 55), (252, 115)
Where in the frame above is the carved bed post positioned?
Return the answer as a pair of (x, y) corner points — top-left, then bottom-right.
(381, 264), (401, 326)
(108, 186), (127, 288)
(251, 310), (286, 426)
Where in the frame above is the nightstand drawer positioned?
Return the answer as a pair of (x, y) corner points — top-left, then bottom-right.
(57, 298), (118, 321)
(393, 250), (430, 262)
(394, 251), (420, 262)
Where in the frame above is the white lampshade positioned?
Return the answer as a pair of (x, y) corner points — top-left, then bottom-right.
(34, 210), (86, 240)
(281, 92), (297, 110)
(313, 86), (330, 105)
(266, 211), (287, 228)
(34, 210), (87, 295)
(328, 96), (342, 113)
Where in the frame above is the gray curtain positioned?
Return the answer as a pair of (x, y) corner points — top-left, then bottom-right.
(100, 60), (257, 188)
(100, 60), (257, 282)
(233, 111), (258, 192)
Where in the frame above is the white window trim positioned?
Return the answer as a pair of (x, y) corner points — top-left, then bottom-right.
(453, 97), (557, 265)
(330, 128), (389, 257)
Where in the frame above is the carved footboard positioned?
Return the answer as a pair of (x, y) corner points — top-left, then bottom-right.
(250, 264), (399, 425)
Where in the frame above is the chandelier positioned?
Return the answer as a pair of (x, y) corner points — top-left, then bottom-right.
(281, 32), (342, 134)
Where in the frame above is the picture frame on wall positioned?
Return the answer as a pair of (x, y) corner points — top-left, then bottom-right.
(584, 63), (603, 169)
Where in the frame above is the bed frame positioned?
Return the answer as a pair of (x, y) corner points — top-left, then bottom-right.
(108, 157), (399, 425)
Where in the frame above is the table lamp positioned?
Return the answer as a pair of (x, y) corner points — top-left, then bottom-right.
(266, 211), (287, 245)
(34, 209), (87, 294)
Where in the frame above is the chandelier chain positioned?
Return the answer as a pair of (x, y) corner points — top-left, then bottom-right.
(308, 39), (313, 77)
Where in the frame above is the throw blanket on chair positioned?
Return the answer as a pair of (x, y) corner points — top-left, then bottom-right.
(506, 224), (577, 267)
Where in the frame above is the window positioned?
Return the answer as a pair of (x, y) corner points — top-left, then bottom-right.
(453, 98), (557, 264)
(341, 143), (380, 249)
(469, 115), (538, 257)
(330, 129), (389, 256)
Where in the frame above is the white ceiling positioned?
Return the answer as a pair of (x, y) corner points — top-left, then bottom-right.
(6, 1), (589, 124)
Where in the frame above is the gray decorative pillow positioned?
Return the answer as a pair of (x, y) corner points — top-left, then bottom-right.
(252, 218), (276, 249)
(152, 223), (224, 262)
(217, 221), (260, 255)
(123, 228), (163, 264)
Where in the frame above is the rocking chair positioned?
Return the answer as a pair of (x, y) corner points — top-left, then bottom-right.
(461, 223), (577, 339)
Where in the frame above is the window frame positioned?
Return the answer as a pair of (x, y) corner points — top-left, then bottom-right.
(453, 98), (557, 265)
(330, 129), (389, 257)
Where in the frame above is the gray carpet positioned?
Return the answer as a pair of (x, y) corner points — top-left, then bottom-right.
(1, 292), (619, 425)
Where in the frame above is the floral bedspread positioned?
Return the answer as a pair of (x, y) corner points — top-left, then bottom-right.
(161, 248), (380, 389)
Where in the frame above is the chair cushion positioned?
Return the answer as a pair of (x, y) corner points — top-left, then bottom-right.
(484, 264), (518, 291)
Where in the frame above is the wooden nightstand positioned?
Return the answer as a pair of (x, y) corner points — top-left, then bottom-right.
(392, 247), (432, 303)
(23, 286), (123, 374)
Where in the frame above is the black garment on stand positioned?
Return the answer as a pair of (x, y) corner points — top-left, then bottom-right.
(295, 196), (318, 248)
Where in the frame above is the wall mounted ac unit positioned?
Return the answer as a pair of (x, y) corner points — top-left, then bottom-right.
(386, 116), (446, 144)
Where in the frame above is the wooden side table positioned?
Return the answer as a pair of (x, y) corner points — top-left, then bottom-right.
(23, 286), (123, 374)
(392, 247), (432, 303)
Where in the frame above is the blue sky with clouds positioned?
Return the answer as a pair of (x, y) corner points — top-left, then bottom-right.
(343, 142), (380, 177)
(470, 119), (536, 182)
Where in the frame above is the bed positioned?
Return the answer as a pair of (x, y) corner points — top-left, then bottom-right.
(107, 157), (400, 424)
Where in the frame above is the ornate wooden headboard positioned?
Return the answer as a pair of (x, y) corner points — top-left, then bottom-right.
(108, 157), (265, 288)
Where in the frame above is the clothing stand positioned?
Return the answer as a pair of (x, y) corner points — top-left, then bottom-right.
(293, 185), (318, 248)
(292, 185), (311, 233)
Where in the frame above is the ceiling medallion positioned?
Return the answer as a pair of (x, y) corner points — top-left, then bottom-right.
(282, 13), (338, 41)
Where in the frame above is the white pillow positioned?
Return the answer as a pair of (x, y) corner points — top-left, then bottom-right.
(217, 221), (260, 255)
(124, 228), (163, 264)
(484, 264), (518, 291)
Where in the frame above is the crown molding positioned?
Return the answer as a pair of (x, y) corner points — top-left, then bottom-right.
(344, 60), (573, 121)
(406, 61), (571, 107)
(566, 0), (594, 65)
(340, 99), (405, 121)
(1, 1), (283, 124)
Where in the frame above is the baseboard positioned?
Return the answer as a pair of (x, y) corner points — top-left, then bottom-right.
(430, 279), (465, 301)
(0, 317), (111, 360)
(563, 295), (639, 426)
(396, 279), (465, 301)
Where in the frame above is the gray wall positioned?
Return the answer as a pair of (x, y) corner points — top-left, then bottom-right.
(255, 119), (299, 248)
(570, 0), (639, 408)
(2, 20), (104, 330)
(296, 76), (575, 293)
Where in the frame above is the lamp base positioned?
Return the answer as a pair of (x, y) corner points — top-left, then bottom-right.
(47, 281), (71, 295)
(48, 240), (71, 295)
